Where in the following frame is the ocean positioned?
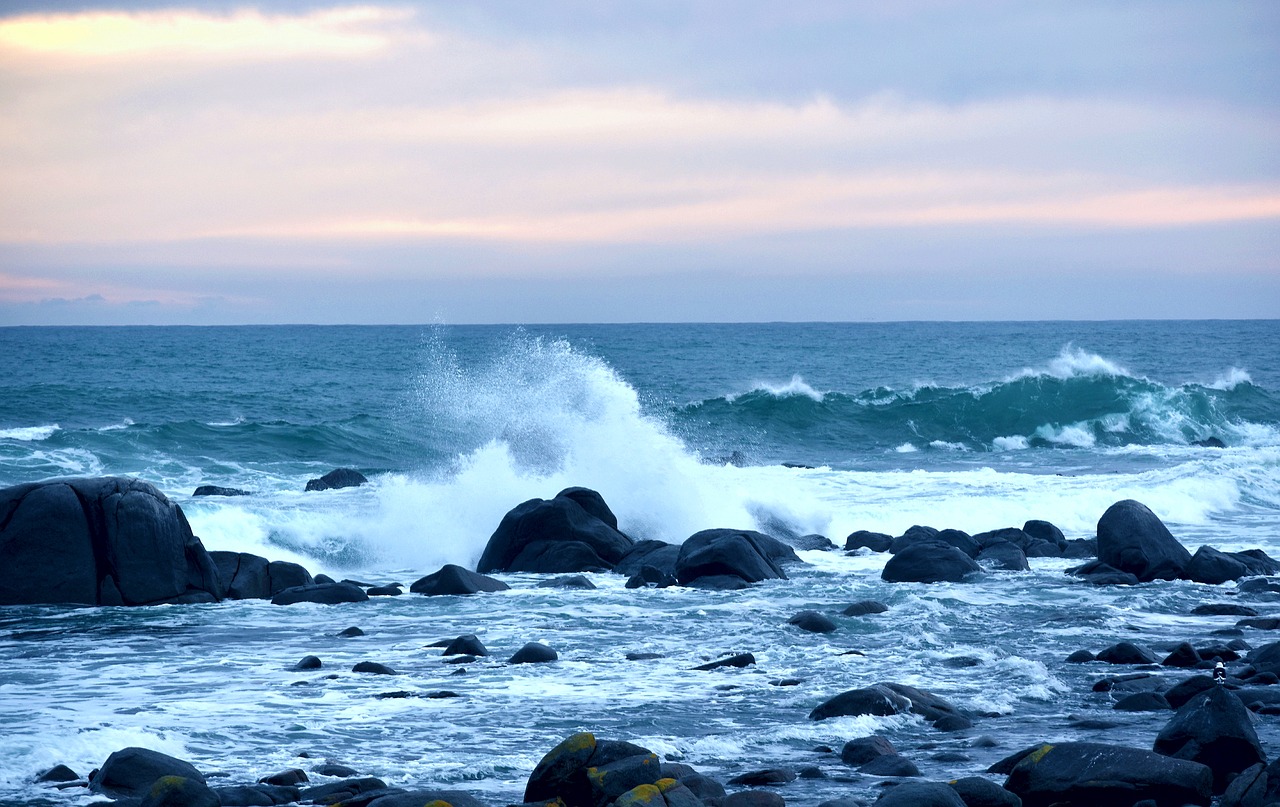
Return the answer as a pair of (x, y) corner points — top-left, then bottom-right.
(1, 320), (1278, 805)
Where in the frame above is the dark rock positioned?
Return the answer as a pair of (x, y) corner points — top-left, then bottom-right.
(266, 560), (312, 594)
(271, 582), (369, 606)
(1002, 741), (1212, 807)
(987, 746), (1043, 775)
(337, 626), (365, 637)
(298, 777), (388, 805)
(523, 732), (658, 807)
(259, 769), (308, 786)
(0, 477), (224, 606)
(313, 573), (336, 585)
(722, 791), (786, 807)
(314, 764), (359, 777)
(845, 530), (893, 552)
(859, 755), (919, 776)
(626, 652), (664, 661)
(788, 610), (837, 633)
(841, 736), (897, 766)
(1238, 577), (1280, 595)
(212, 783), (299, 806)
(614, 540), (681, 578)
(537, 575), (598, 590)
(192, 485), (249, 497)
(1068, 560), (1140, 586)
(210, 552), (269, 600)
(410, 564), (510, 596)
(1165, 675), (1217, 710)
(443, 655), (476, 665)
(443, 634), (488, 656)
(975, 541), (1030, 572)
(477, 490), (632, 574)
(37, 765), (80, 783)
(810, 682), (970, 729)
(1113, 692), (1171, 711)
(1153, 686), (1266, 792)
(1096, 499), (1192, 582)
(788, 533), (836, 551)
(1186, 546), (1251, 585)
(1162, 642), (1202, 668)
(625, 564), (677, 589)
(293, 655), (322, 671)
(509, 642), (558, 664)
(684, 574), (752, 590)
(366, 585), (401, 596)
(881, 541), (983, 583)
(674, 528), (794, 587)
(363, 790), (487, 807)
(693, 652), (756, 671)
(1023, 520), (1067, 550)
(351, 661), (397, 675)
(89, 747), (205, 798)
(1238, 617), (1280, 630)
(843, 600), (889, 616)
(943, 656), (983, 668)
(1095, 641), (1158, 665)
(946, 776), (1022, 807)
(1092, 673), (1161, 693)
(890, 525), (939, 552)
(374, 691), (414, 699)
(727, 769), (796, 786)
(1193, 603), (1259, 617)
(304, 468), (368, 492)
(1194, 437), (1227, 448)
(1061, 537), (1098, 558)
(1218, 762), (1266, 807)
(874, 781), (966, 807)
(1065, 650), (1095, 663)
(139, 775), (219, 807)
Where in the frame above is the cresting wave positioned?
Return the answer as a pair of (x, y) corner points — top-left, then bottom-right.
(678, 347), (1280, 454)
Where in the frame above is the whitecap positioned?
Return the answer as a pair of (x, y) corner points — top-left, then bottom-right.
(992, 435), (1029, 451)
(1011, 345), (1131, 381)
(894, 443), (919, 453)
(0, 423), (60, 441)
(1209, 367), (1252, 391)
(727, 374), (825, 402)
(928, 440), (968, 451)
(1033, 422), (1097, 448)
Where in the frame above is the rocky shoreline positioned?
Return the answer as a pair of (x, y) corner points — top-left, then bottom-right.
(4, 474), (1280, 806)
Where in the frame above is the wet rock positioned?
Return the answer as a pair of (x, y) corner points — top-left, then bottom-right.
(212, 783), (300, 805)
(293, 655), (322, 671)
(881, 541), (983, 583)
(1092, 673), (1161, 693)
(810, 682), (971, 729)
(524, 732), (659, 807)
(192, 485), (250, 497)
(693, 653), (756, 671)
(259, 769), (308, 786)
(841, 737), (897, 766)
(1095, 641), (1158, 665)
(366, 584), (401, 596)
(298, 777), (388, 805)
(845, 530), (893, 552)
(788, 610), (837, 633)
(1164, 675), (1217, 710)
(1067, 560), (1140, 586)
(410, 564), (510, 596)
(975, 540), (1030, 572)
(1023, 519), (1067, 550)
(685, 574), (752, 590)
(788, 533), (836, 551)
(510, 642), (558, 664)
(722, 791), (786, 807)
(304, 468), (368, 492)
(625, 565), (678, 589)
(1218, 762), (1267, 807)
(477, 489), (632, 574)
(946, 776), (1022, 807)
(1096, 499), (1192, 582)
(1194, 603), (1259, 617)
(0, 477), (224, 606)
(1002, 741), (1212, 807)
(1113, 692), (1171, 711)
(858, 755), (919, 777)
(89, 747), (205, 799)
(1239, 578), (1280, 596)
(337, 626), (365, 638)
(1154, 686), (1266, 793)
(843, 600), (889, 616)
(538, 575), (598, 590)
(443, 634), (488, 657)
(727, 769), (796, 786)
(314, 764), (359, 778)
(271, 582), (369, 606)
(351, 661), (397, 675)
(139, 775), (219, 807)
(36, 765), (80, 783)
(875, 781), (966, 807)
(674, 529), (795, 587)
(1162, 642), (1202, 667)
(1065, 650), (1095, 663)
(614, 540), (681, 578)
(1238, 617), (1280, 630)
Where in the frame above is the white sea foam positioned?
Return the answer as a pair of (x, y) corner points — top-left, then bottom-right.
(1209, 367), (1253, 391)
(992, 435), (1029, 451)
(928, 440), (968, 451)
(1033, 422), (1097, 448)
(1012, 345), (1130, 381)
(0, 423), (60, 441)
(733, 374), (825, 402)
(98, 418), (135, 432)
(894, 443), (919, 453)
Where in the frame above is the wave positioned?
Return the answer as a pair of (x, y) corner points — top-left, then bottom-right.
(0, 424), (60, 441)
(678, 347), (1280, 456)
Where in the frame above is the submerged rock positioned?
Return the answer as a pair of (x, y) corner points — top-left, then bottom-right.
(271, 582), (368, 606)
(192, 485), (250, 497)
(842, 600), (889, 616)
(304, 468), (368, 492)
(787, 610), (837, 633)
(509, 642), (558, 664)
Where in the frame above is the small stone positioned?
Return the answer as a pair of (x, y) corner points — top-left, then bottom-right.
(351, 661), (397, 675)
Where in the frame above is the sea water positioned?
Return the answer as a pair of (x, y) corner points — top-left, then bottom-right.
(1, 321), (1278, 805)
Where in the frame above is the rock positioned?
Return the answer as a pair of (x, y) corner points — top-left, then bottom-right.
(946, 776), (1022, 807)
(1165, 675), (1217, 710)
(366, 585), (401, 596)
(1162, 642), (1202, 668)
(410, 564), (510, 596)
(36, 765), (80, 783)
(625, 565), (678, 589)
(1095, 641), (1158, 665)
(1194, 603), (1259, 617)
(1092, 673), (1161, 693)
(140, 775), (219, 807)
(293, 655), (322, 671)
(788, 610), (837, 633)
(1023, 520), (1067, 550)
(89, 747), (205, 799)
(209, 552), (315, 600)
(1237, 617), (1280, 630)
(858, 755), (919, 776)
(727, 769), (796, 786)
(684, 574), (752, 590)
(1061, 537), (1098, 558)
(477, 489), (632, 574)
(789, 533), (836, 551)
(1153, 686), (1266, 793)
(890, 525), (940, 552)
(975, 540), (1030, 572)
(1186, 546), (1252, 584)
(1113, 692), (1171, 711)
(524, 732), (659, 807)
(1065, 650), (1095, 663)
(1194, 437), (1227, 448)
(1002, 742), (1212, 807)
(1068, 560), (1140, 586)
(337, 627), (363, 639)
(192, 485), (249, 497)
(510, 642), (558, 664)
(875, 781), (966, 807)
(212, 783), (300, 805)
(1218, 762), (1267, 807)
(271, 582), (369, 606)
(674, 529), (794, 587)
(881, 541), (982, 583)
(1238, 577), (1280, 595)
(809, 682), (970, 729)
(693, 653), (756, 671)
(352, 661), (397, 675)
(304, 468), (368, 492)
(843, 600), (889, 616)
(1096, 499), (1192, 582)
(298, 777), (389, 805)
(0, 477), (224, 606)
(537, 575), (598, 590)
(612, 779), (704, 807)
(841, 736), (897, 766)
(314, 764), (359, 777)
(614, 541), (681, 578)
(722, 791), (785, 807)
(845, 530), (893, 552)
(259, 769), (308, 786)
(443, 634), (488, 656)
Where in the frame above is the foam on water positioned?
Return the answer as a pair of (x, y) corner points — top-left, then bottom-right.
(1013, 345), (1130, 381)
(0, 424), (60, 441)
(728, 375), (825, 403)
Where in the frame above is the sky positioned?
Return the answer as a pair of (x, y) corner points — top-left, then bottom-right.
(0, 1), (1277, 325)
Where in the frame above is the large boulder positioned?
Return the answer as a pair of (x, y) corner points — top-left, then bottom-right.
(0, 477), (222, 606)
(410, 564), (510, 596)
(1003, 742), (1213, 807)
(477, 489), (633, 574)
(614, 540), (681, 578)
(1184, 546), (1280, 585)
(673, 529), (794, 587)
(209, 552), (314, 600)
(271, 582), (369, 606)
(524, 732), (664, 807)
(882, 541), (982, 583)
(1096, 500), (1191, 582)
(809, 682), (971, 729)
(89, 747), (205, 799)
(1153, 686), (1266, 793)
(875, 781), (966, 807)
